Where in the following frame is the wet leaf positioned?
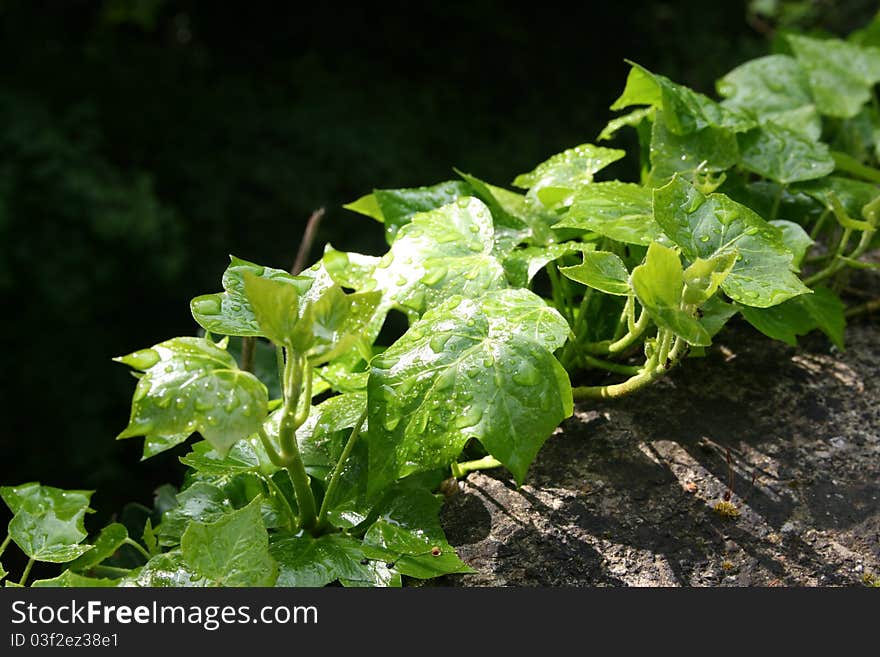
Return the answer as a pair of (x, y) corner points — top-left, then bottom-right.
(120, 550), (205, 587)
(158, 483), (235, 546)
(612, 62), (756, 135)
(513, 143), (626, 208)
(717, 54), (821, 140)
(271, 533), (399, 587)
(362, 487), (472, 579)
(683, 252), (737, 305)
(793, 176), (880, 219)
(191, 256), (314, 337)
(598, 107), (655, 141)
(322, 198), (508, 340)
(770, 220), (813, 269)
(115, 337), (268, 457)
(345, 181), (473, 244)
(631, 243), (711, 346)
(503, 243), (594, 288)
(653, 177), (810, 307)
(650, 115), (740, 184)
(68, 523), (128, 572)
(180, 497), (277, 587)
(1, 484), (94, 563)
(555, 181), (665, 245)
(560, 251), (631, 296)
(367, 290), (571, 493)
(737, 122), (834, 184)
(31, 571), (119, 587)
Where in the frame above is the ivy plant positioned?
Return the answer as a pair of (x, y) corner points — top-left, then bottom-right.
(3, 17), (879, 587)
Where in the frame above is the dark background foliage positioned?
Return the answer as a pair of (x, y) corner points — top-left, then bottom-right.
(0, 0), (875, 534)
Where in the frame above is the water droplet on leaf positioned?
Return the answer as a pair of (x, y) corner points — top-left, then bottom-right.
(192, 297), (222, 316)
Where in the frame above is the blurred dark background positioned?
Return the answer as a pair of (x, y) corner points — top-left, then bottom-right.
(0, 0), (876, 537)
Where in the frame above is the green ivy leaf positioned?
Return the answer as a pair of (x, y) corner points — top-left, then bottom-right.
(314, 351), (370, 394)
(555, 181), (666, 246)
(503, 243), (594, 288)
(631, 243), (711, 346)
(653, 177), (810, 307)
(297, 392), (367, 474)
(649, 114), (740, 184)
(612, 62), (756, 135)
(512, 144), (625, 208)
(190, 256), (314, 337)
(242, 272), (301, 347)
(345, 181), (473, 244)
(788, 33), (880, 119)
(115, 337), (269, 457)
(180, 438), (277, 477)
(362, 487), (472, 579)
(453, 170), (533, 233)
(739, 286), (845, 350)
(800, 287), (846, 350)
(717, 54), (821, 140)
(122, 550), (205, 587)
(1, 483), (94, 563)
(299, 286), (382, 366)
(737, 122), (834, 184)
(157, 483), (235, 546)
(271, 533), (400, 587)
(180, 497), (277, 587)
(243, 273), (381, 366)
(68, 523), (128, 573)
(322, 198), (508, 339)
(560, 251), (631, 296)
(770, 220), (813, 270)
(140, 433), (190, 461)
(699, 296), (738, 338)
(598, 107), (655, 141)
(793, 176), (880, 219)
(367, 290), (571, 494)
(683, 252), (737, 306)
(31, 571), (119, 588)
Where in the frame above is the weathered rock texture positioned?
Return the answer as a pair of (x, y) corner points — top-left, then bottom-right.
(437, 319), (880, 586)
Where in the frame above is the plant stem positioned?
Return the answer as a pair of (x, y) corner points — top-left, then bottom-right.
(585, 307), (650, 355)
(277, 354), (318, 532)
(612, 296), (633, 341)
(810, 208), (830, 240)
(275, 345), (285, 392)
(804, 228), (874, 286)
(560, 288), (594, 369)
(578, 352), (641, 375)
(18, 557), (34, 586)
(262, 472), (298, 532)
(769, 184), (785, 222)
(291, 208), (325, 275)
(0, 534), (10, 560)
(122, 538), (151, 561)
(845, 298), (880, 318)
(316, 408), (368, 530)
(451, 456), (503, 478)
(240, 337), (256, 373)
(90, 565), (131, 578)
(572, 335), (686, 400)
(546, 263), (570, 322)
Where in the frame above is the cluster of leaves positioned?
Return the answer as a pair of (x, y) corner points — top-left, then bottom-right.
(3, 19), (879, 588)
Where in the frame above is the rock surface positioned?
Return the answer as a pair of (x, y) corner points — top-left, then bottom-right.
(436, 319), (880, 586)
